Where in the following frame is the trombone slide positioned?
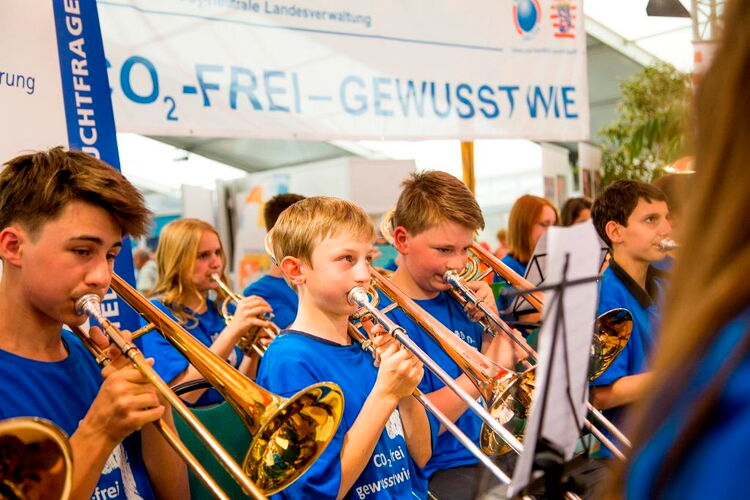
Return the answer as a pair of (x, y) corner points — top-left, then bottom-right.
(75, 295), (265, 500)
(347, 323), (511, 486)
(348, 287), (524, 456)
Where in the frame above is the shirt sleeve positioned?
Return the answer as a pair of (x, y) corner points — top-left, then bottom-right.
(591, 290), (631, 387)
(138, 301), (190, 384)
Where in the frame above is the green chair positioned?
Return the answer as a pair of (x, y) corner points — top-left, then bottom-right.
(172, 381), (254, 500)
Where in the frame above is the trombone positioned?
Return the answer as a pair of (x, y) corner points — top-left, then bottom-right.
(380, 210), (630, 457)
(347, 315), (512, 486)
(75, 274), (344, 498)
(443, 269), (633, 458)
(362, 269), (530, 457)
(210, 273), (279, 357)
(0, 417), (73, 500)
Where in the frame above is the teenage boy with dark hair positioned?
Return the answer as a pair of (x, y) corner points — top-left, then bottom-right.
(590, 179), (672, 457)
(242, 193), (305, 328)
(258, 196), (434, 499)
(385, 171), (520, 499)
(0, 148), (187, 499)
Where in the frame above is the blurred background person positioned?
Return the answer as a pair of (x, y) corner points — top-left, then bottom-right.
(497, 194), (558, 320)
(242, 193), (305, 329)
(612, 0), (750, 497)
(494, 228), (508, 259)
(134, 247), (157, 294)
(560, 196), (593, 226)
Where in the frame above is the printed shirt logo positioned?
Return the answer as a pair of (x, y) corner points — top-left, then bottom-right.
(453, 329), (478, 348)
(93, 443), (144, 499)
(385, 409), (405, 440)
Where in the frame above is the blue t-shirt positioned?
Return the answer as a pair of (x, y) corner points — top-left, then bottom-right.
(381, 291), (484, 478)
(257, 330), (432, 500)
(138, 298), (244, 406)
(590, 260), (667, 458)
(494, 254), (528, 319)
(626, 308), (750, 499)
(242, 274), (298, 329)
(0, 330), (156, 500)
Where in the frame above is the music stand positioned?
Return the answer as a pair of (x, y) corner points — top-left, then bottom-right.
(508, 222), (608, 320)
(508, 222), (601, 498)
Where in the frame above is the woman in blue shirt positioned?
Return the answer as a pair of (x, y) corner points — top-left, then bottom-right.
(140, 218), (272, 405)
(612, 1), (750, 496)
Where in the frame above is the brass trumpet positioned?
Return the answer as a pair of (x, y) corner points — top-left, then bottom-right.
(75, 274), (344, 498)
(0, 417), (73, 500)
(210, 273), (279, 357)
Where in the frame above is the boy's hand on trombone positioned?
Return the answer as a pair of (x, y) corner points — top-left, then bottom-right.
(461, 280), (499, 321)
(83, 326), (165, 445)
(372, 333), (424, 402)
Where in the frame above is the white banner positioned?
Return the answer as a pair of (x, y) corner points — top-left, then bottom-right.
(99, 0), (589, 141)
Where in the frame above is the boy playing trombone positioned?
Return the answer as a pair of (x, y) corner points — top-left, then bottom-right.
(384, 171), (521, 499)
(0, 148), (187, 499)
(258, 196), (435, 499)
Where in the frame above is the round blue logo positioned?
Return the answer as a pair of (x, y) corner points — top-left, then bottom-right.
(514, 0), (542, 36)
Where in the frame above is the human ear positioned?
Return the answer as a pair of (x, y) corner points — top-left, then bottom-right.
(0, 226), (24, 266)
(605, 221), (623, 245)
(392, 226), (410, 254)
(280, 256), (305, 286)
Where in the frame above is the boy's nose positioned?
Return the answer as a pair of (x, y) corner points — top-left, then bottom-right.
(353, 260), (371, 283)
(446, 255), (467, 272)
(84, 257), (111, 291)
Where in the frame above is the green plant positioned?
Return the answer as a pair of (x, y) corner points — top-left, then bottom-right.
(598, 62), (692, 185)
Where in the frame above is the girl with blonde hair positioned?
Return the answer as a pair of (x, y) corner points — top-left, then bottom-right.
(141, 218), (272, 405)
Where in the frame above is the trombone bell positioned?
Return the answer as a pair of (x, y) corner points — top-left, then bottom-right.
(0, 417), (73, 500)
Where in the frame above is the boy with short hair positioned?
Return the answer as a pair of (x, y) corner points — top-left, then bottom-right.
(385, 171), (518, 499)
(0, 148), (187, 499)
(590, 179), (671, 456)
(242, 193), (305, 328)
(258, 196), (434, 499)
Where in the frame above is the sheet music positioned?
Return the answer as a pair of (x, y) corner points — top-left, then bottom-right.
(509, 222), (600, 497)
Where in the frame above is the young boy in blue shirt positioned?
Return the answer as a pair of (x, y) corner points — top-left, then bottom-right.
(243, 193), (305, 329)
(385, 171), (520, 499)
(258, 196), (434, 499)
(590, 179), (671, 457)
(0, 148), (187, 499)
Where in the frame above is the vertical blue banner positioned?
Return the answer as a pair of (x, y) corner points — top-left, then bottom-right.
(52, 0), (140, 331)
